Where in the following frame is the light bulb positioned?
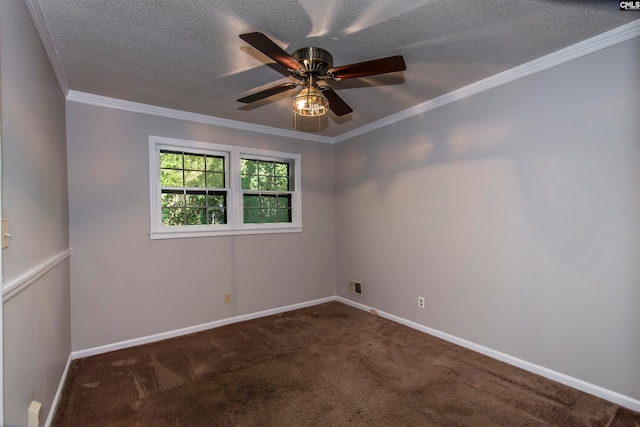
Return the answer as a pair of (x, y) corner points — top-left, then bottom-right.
(292, 86), (329, 117)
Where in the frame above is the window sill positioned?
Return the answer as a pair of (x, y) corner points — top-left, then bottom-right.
(149, 226), (303, 240)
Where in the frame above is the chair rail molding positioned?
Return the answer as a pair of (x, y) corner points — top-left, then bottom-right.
(2, 248), (72, 303)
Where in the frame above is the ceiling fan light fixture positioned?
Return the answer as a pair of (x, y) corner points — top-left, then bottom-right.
(292, 86), (329, 117)
(238, 32), (406, 117)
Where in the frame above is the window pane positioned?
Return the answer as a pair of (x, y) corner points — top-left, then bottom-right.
(162, 207), (185, 226)
(259, 161), (275, 175)
(184, 154), (205, 171)
(206, 156), (224, 172)
(275, 162), (288, 177)
(275, 176), (289, 191)
(244, 208), (260, 224)
(259, 176), (275, 190)
(160, 151), (182, 169)
(243, 195), (260, 208)
(208, 194), (226, 207)
(160, 169), (183, 187)
(261, 196), (277, 208)
(184, 171), (205, 187)
(208, 208), (227, 225)
(241, 159), (258, 175)
(262, 208), (277, 223)
(277, 195), (291, 208)
(185, 193), (205, 206)
(185, 208), (207, 225)
(277, 208), (292, 223)
(162, 192), (185, 207)
(206, 172), (225, 188)
(242, 174), (258, 190)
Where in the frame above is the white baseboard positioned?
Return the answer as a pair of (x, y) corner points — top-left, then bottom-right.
(336, 296), (640, 413)
(44, 354), (72, 427)
(63, 294), (640, 414)
(72, 296), (335, 360)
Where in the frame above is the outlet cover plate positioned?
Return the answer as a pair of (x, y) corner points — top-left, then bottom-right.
(348, 279), (363, 296)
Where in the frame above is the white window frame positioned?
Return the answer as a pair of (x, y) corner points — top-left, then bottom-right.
(149, 136), (302, 239)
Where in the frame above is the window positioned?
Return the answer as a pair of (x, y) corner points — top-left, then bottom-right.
(160, 150), (228, 226)
(149, 136), (301, 239)
(241, 158), (292, 224)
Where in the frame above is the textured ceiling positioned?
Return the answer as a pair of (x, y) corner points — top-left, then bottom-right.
(33, 0), (638, 138)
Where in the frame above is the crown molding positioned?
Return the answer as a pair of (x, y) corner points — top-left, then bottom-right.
(333, 19), (640, 143)
(64, 19), (639, 145)
(25, 0), (70, 96)
(66, 91), (335, 144)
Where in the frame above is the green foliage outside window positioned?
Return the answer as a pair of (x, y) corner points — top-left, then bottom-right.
(241, 159), (290, 191)
(160, 150), (227, 226)
(243, 195), (292, 224)
(241, 159), (292, 224)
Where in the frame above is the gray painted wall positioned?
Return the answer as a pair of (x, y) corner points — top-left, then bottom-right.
(0, 0), (71, 425)
(66, 104), (336, 351)
(4, 5), (637, 420)
(335, 37), (640, 400)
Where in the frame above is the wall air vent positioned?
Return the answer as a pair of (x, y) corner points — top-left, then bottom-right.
(347, 279), (363, 296)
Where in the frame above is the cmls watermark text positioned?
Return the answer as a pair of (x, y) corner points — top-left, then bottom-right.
(620, 1), (640, 10)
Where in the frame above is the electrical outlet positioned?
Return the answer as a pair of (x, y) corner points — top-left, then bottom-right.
(224, 292), (232, 304)
(348, 279), (363, 295)
(418, 296), (425, 309)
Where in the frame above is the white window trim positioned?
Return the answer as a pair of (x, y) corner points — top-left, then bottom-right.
(149, 136), (302, 239)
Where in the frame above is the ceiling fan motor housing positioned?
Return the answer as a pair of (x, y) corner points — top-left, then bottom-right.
(291, 47), (333, 78)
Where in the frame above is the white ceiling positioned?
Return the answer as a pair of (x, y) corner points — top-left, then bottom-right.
(31, 0), (638, 138)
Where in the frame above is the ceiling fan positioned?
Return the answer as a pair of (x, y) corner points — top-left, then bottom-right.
(237, 32), (407, 117)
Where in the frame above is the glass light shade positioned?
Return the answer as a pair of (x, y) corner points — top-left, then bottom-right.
(292, 86), (329, 117)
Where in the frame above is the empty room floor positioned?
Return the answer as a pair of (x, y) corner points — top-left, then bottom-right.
(53, 302), (640, 426)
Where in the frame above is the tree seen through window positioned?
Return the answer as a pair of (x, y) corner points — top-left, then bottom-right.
(241, 159), (292, 224)
(159, 150), (227, 226)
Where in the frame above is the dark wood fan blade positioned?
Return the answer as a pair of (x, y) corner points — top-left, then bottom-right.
(321, 87), (353, 116)
(238, 83), (297, 103)
(330, 55), (406, 80)
(239, 32), (304, 71)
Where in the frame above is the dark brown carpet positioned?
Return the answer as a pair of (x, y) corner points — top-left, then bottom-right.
(53, 302), (640, 426)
